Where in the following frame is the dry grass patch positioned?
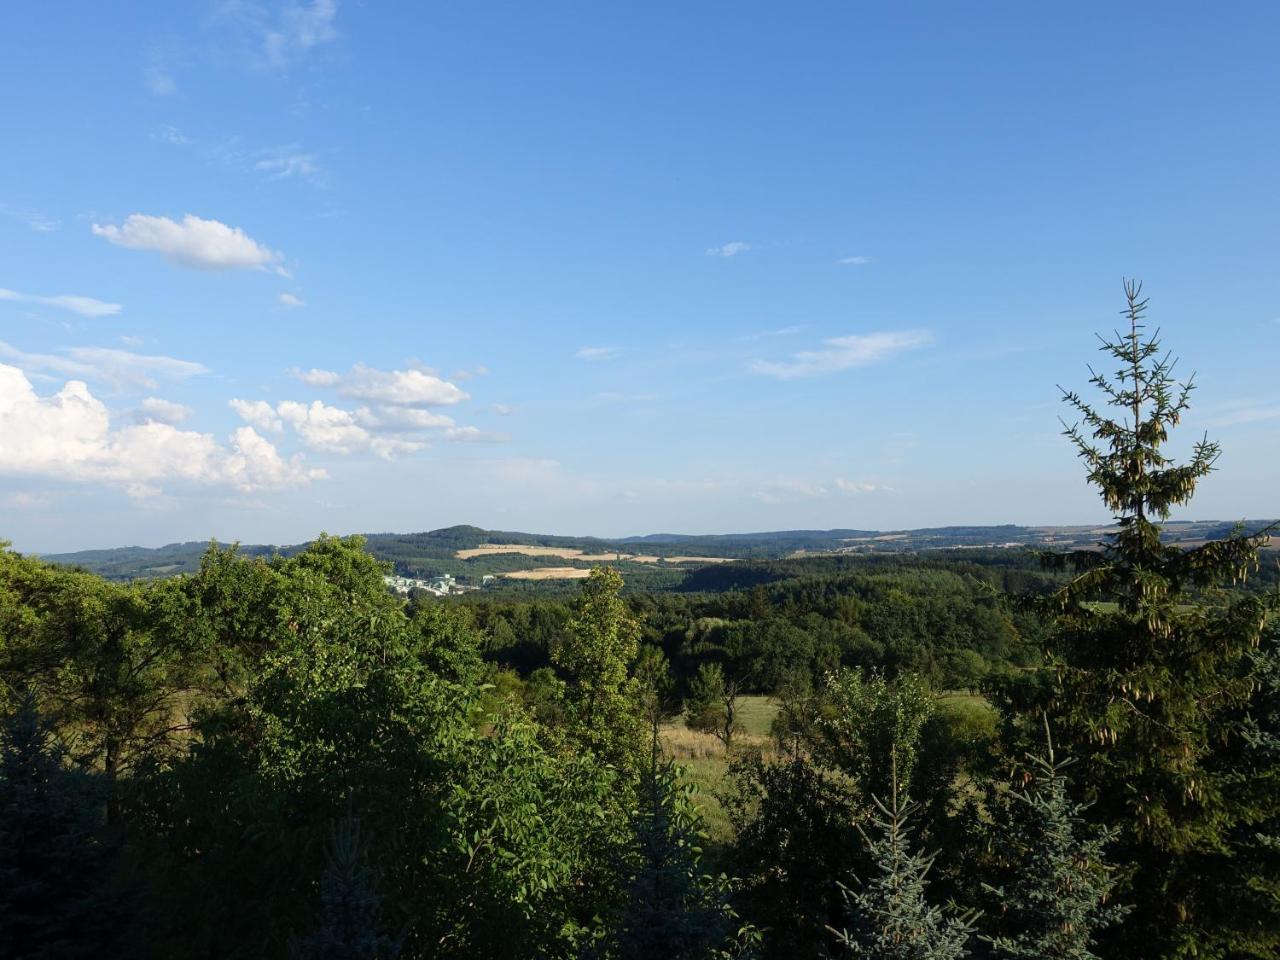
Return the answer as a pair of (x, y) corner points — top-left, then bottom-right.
(501, 567), (594, 580)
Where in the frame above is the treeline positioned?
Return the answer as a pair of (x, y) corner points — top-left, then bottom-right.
(458, 555), (1055, 693)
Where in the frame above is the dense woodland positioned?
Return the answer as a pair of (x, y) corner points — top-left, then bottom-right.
(3, 288), (1279, 958)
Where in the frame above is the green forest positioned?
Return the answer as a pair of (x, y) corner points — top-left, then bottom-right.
(3, 287), (1279, 959)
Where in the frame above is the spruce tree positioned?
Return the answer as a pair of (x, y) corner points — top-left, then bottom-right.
(829, 760), (973, 959)
(1041, 281), (1278, 958)
(290, 814), (401, 960)
(982, 720), (1128, 959)
(601, 727), (749, 960)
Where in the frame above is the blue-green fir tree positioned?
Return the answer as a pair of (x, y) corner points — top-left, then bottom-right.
(290, 814), (401, 960)
(829, 760), (973, 960)
(600, 725), (754, 960)
(982, 721), (1129, 959)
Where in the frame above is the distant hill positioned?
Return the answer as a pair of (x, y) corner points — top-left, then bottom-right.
(35, 519), (1276, 583)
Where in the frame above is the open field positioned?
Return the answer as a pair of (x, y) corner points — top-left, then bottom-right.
(501, 567), (594, 580)
(457, 544), (600, 560)
(458, 543), (737, 565)
(660, 695), (780, 842)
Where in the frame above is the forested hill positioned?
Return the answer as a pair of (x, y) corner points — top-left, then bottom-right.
(37, 518), (1275, 582)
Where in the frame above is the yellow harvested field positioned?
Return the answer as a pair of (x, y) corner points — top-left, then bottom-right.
(457, 544), (736, 565)
(501, 567), (594, 580)
(628, 555), (736, 564)
(456, 544), (589, 559)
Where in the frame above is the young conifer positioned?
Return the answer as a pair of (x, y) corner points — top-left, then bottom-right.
(982, 719), (1128, 959)
(290, 814), (401, 960)
(829, 758), (973, 959)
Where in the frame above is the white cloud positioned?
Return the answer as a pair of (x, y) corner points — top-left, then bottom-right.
(0, 287), (121, 318)
(278, 292), (305, 308)
(277, 399), (426, 459)
(0, 364), (320, 495)
(491, 403), (515, 416)
(706, 241), (751, 258)
(291, 367), (342, 387)
(575, 346), (620, 361)
(0, 341), (208, 391)
(92, 213), (284, 273)
(353, 405), (454, 431)
(291, 364), (467, 405)
(751, 330), (932, 379)
(229, 398), (284, 433)
(134, 397), (193, 425)
(839, 255), (872, 265)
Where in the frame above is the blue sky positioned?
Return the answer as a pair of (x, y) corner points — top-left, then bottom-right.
(2, 2), (1278, 552)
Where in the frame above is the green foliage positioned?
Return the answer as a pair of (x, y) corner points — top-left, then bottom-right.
(723, 752), (860, 959)
(981, 724), (1128, 959)
(814, 669), (934, 801)
(830, 777), (973, 959)
(684, 662), (740, 750)
(553, 567), (644, 770)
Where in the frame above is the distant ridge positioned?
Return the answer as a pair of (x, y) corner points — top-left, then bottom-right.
(34, 519), (1276, 582)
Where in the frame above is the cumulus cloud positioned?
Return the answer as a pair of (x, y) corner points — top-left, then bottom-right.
(0, 287), (122, 318)
(706, 241), (751, 258)
(0, 341), (208, 391)
(575, 346), (620, 361)
(91, 213), (284, 272)
(133, 397), (193, 425)
(277, 399), (426, 459)
(278, 292), (305, 308)
(750, 330), (932, 379)
(291, 367), (342, 387)
(0, 364), (320, 496)
(229, 398), (284, 433)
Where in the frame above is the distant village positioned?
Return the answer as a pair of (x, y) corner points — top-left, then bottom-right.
(383, 573), (495, 596)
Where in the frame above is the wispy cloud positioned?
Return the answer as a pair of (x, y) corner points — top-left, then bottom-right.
(739, 325), (804, 342)
(839, 255), (872, 265)
(706, 241), (751, 258)
(753, 477), (887, 503)
(0, 341), (208, 391)
(254, 145), (326, 185)
(0, 204), (59, 233)
(92, 213), (286, 273)
(575, 346), (620, 361)
(0, 287), (121, 318)
(144, 65), (178, 96)
(278, 292), (305, 308)
(751, 330), (932, 379)
(1204, 405), (1280, 428)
